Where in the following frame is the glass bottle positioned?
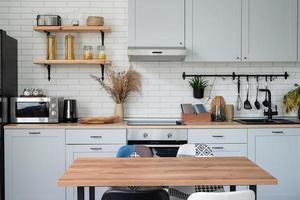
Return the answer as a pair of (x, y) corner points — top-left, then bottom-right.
(83, 45), (93, 60)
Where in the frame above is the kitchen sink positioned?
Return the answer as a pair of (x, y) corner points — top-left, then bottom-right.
(235, 118), (299, 125)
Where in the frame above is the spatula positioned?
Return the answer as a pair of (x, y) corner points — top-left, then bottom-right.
(244, 77), (252, 110)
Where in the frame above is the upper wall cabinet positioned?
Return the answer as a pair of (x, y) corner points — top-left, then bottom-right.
(128, 0), (185, 47)
(185, 0), (242, 62)
(242, 0), (297, 62)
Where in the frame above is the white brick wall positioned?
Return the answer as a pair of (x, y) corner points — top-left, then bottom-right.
(1, 0), (300, 118)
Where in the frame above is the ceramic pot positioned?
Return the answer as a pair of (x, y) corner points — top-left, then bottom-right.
(114, 103), (124, 121)
(193, 88), (204, 99)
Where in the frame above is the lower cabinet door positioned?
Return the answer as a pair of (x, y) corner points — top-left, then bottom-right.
(5, 129), (66, 200)
(66, 145), (123, 200)
(248, 129), (300, 200)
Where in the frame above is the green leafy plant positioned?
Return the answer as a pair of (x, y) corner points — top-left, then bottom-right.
(188, 77), (209, 90)
(283, 83), (300, 114)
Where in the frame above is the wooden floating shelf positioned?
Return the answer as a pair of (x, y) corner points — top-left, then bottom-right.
(33, 25), (112, 33)
(33, 59), (111, 65)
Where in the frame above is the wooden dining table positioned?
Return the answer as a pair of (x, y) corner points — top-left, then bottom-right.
(58, 157), (277, 200)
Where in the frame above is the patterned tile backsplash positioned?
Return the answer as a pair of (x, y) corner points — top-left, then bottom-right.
(1, 0), (300, 118)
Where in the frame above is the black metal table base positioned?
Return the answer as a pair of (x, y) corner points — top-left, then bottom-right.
(77, 185), (257, 200)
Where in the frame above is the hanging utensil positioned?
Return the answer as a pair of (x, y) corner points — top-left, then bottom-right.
(254, 77), (260, 110)
(262, 76), (269, 107)
(244, 76), (252, 110)
(236, 77), (242, 111)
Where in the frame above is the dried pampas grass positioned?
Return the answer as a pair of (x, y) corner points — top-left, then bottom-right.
(91, 67), (141, 104)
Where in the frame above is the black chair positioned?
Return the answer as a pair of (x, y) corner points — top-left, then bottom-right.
(101, 189), (170, 200)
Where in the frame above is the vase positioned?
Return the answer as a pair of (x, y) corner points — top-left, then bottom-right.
(193, 88), (204, 99)
(114, 103), (124, 121)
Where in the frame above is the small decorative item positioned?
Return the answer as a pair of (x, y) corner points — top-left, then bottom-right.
(83, 45), (93, 60)
(97, 45), (106, 61)
(87, 16), (104, 26)
(283, 83), (300, 119)
(188, 77), (208, 99)
(90, 67), (142, 121)
(225, 104), (234, 122)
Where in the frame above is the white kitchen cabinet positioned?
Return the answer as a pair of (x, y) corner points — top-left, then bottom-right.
(128, 0), (185, 47)
(66, 129), (126, 200)
(248, 128), (300, 200)
(185, 0), (242, 61)
(5, 129), (65, 200)
(242, 0), (297, 62)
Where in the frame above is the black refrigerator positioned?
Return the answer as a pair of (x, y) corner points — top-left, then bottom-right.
(0, 30), (18, 200)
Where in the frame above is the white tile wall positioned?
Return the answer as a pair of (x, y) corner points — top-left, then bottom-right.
(0, 0), (300, 118)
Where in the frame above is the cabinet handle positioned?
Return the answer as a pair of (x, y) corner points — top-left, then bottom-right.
(90, 147), (102, 151)
(152, 51), (163, 54)
(212, 146), (224, 150)
(212, 135), (224, 138)
(90, 136), (102, 139)
(272, 131), (284, 134)
(28, 132), (41, 135)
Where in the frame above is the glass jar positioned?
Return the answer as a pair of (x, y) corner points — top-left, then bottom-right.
(83, 45), (93, 60)
(47, 35), (56, 60)
(65, 34), (75, 60)
(97, 45), (106, 61)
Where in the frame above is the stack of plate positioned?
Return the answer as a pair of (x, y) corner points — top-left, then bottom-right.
(86, 16), (104, 26)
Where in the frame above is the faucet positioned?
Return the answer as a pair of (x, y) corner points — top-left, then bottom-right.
(259, 89), (278, 120)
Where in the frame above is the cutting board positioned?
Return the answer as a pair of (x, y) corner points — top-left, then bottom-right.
(80, 116), (116, 124)
(210, 96), (226, 121)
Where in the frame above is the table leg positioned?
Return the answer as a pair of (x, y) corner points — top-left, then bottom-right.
(230, 185), (236, 191)
(249, 185), (257, 200)
(77, 187), (84, 200)
(89, 187), (95, 200)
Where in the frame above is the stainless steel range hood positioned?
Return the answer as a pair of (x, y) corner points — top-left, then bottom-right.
(128, 47), (186, 62)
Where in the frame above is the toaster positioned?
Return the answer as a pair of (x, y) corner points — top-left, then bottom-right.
(36, 15), (62, 26)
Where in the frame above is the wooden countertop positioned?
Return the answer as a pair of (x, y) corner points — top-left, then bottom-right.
(4, 120), (300, 129)
(58, 157), (277, 187)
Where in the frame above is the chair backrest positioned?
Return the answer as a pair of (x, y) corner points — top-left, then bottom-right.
(101, 189), (170, 200)
(187, 190), (255, 200)
(177, 144), (214, 157)
(116, 145), (153, 158)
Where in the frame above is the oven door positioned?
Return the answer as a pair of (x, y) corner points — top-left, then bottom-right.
(10, 97), (58, 123)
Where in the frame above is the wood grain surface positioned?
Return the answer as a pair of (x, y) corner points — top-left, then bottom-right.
(33, 25), (112, 33)
(58, 157), (277, 187)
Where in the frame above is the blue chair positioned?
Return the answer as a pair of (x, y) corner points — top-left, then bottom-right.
(116, 145), (153, 158)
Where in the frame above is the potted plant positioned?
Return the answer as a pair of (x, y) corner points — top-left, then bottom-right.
(283, 83), (300, 119)
(91, 67), (141, 121)
(189, 76), (208, 99)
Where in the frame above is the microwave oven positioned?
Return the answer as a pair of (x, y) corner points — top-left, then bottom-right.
(10, 97), (63, 123)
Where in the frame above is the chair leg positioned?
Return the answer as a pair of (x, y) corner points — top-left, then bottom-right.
(77, 187), (84, 200)
(230, 186), (236, 191)
(89, 187), (95, 200)
(249, 185), (257, 200)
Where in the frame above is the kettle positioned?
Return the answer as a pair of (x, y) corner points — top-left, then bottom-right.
(63, 99), (78, 123)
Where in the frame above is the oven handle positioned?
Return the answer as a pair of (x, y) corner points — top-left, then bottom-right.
(143, 144), (182, 148)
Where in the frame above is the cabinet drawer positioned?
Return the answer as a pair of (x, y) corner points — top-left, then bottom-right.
(248, 128), (300, 135)
(208, 144), (247, 157)
(66, 129), (126, 144)
(188, 129), (247, 143)
(5, 129), (65, 136)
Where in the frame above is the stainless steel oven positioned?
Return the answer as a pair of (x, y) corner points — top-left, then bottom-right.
(127, 128), (187, 157)
(10, 97), (63, 123)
